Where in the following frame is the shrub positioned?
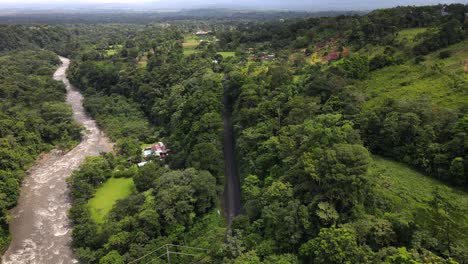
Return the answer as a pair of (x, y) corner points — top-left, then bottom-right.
(438, 50), (451, 59)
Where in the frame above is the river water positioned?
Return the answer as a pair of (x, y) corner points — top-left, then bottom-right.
(1, 57), (113, 264)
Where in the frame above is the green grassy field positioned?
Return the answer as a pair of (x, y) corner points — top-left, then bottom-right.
(217, 51), (235, 58)
(184, 35), (200, 44)
(361, 39), (468, 111)
(183, 48), (198, 56)
(370, 156), (468, 219)
(359, 28), (429, 59)
(395, 27), (430, 47)
(183, 34), (201, 56)
(88, 177), (135, 223)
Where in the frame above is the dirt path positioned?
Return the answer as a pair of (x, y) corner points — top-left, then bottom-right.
(1, 57), (113, 264)
(222, 88), (241, 225)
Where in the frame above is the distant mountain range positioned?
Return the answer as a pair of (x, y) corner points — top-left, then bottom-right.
(0, 0), (465, 11)
(0, 8), (365, 24)
(144, 0), (464, 11)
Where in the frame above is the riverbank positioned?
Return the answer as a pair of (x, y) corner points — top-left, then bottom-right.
(2, 57), (113, 264)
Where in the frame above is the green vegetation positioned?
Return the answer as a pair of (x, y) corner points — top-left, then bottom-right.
(395, 27), (429, 46)
(3, 3), (465, 263)
(363, 64), (464, 110)
(67, 25), (227, 263)
(68, 4), (468, 260)
(82, 95), (153, 142)
(88, 177), (135, 223)
(104, 44), (123, 56)
(183, 34), (200, 45)
(215, 4), (468, 263)
(0, 25), (71, 54)
(69, 157), (220, 263)
(105, 49), (118, 56)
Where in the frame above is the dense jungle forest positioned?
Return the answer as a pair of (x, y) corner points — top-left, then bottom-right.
(0, 3), (467, 264)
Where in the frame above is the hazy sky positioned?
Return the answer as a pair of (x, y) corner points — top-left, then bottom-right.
(0, 0), (466, 10)
(1, 0), (463, 3)
(0, 0), (152, 3)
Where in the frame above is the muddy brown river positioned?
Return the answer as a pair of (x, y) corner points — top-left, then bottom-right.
(1, 57), (113, 264)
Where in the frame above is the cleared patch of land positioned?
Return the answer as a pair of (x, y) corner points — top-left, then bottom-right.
(183, 33), (235, 57)
(362, 39), (468, 111)
(184, 48), (198, 56)
(370, 156), (468, 219)
(88, 177), (135, 223)
(395, 27), (429, 47)
(183, 34), (201, 56)
(217, 51), (235, 58)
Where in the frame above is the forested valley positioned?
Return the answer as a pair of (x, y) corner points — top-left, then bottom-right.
(0, 3), (467, 264)
(0, 50), (81, 251)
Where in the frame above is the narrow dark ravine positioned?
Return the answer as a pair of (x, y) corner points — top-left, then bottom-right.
(222, 87), (242, 225)
(1, 57), (113, 264)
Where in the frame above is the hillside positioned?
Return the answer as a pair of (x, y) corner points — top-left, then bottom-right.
(362, 39), (468, 111)
(371, 156), (467, 219)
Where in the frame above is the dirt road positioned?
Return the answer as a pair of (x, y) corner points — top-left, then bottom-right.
(222, 89), (241, 225)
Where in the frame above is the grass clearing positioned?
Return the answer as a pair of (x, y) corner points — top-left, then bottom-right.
(183, 35), (200, 56)
(217, 51), (235, 58)
(395, 27), (429, 46)
(184, 35), (200, 44)
(183, 48), (198, 56)
(361, 39), (468, 111)
(183, 34), (201, 56)
(360, 28), (429, 58)
(183, 33), (232, 57)
(362, 64), (463, 110)
(370, 156), (468, 219)
(88, 177), (135, 223)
